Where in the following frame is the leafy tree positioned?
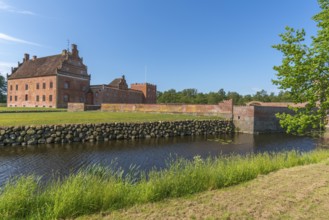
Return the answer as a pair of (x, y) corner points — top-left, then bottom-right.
(156, 88), (293, 105)
(253, 90), (270, 102)
(226, 91), (243, 105)
(272, 0), (329, 134)
(0, 73), (7, 103)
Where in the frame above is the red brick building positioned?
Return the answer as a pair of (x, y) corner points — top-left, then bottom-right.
(87, 76), (156, 105)
(7, 44), (157, 108)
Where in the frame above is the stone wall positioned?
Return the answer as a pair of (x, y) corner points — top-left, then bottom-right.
(0, 120), (233, 147)
(101, 99), (233, 119)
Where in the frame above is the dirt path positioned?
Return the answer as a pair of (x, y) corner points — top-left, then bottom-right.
(80, 160), (329, 220)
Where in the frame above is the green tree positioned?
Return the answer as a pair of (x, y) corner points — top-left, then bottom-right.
(272, 0), (329, 134)
(0, 73), (7, 103)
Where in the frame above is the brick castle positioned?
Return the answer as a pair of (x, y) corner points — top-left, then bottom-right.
(6, 44), (156, 108)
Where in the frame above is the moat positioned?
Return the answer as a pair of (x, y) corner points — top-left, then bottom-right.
(0, 133), (322, 186)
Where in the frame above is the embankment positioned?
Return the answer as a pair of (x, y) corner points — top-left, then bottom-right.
(0, 120), (233, 146)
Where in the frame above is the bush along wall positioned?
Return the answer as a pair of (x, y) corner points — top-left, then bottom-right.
(0, 120), (233, 147)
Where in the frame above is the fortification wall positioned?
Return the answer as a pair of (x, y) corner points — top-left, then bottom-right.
(253, 106), (294, 133)
(233, 105), (294, 133)
(233, 106), (255, 133)
(101, 99), (233, 119)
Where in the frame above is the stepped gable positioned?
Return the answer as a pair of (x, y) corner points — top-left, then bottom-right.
(8, 54), (66, 80)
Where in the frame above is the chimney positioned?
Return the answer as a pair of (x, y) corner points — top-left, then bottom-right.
(71, 44), (79, 59)
(32, 55), (37, 61)
(23, 53), (30, 62)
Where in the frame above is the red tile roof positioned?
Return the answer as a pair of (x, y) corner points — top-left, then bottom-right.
(8, 54), (66, 80)
(108, 78), (123, 88)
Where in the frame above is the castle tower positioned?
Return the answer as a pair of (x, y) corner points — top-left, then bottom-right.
(131, 83), (157, 104)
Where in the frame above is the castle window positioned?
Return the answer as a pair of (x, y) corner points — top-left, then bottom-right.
(42, 95), (46, 101)
(64, 82), (70, 89)
(16, 85), (18, 90)
(50, 82), (53, 89)
(10, 85), (12, 91)
(25, 84), (28, 90)
(36, 96), (39, 102)
(10, 96), (12, 101)
(82, 86), (86, 91)
(63, 94), (69, 102)
(49, 95), (53, 102)
(14, 96), (17, 101)
(25, 94), (28, 101)
(36, 83), (40, 89)
(43, 82), (46, 89)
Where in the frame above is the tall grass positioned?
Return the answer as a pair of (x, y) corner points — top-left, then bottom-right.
(1, 150), (329, 219)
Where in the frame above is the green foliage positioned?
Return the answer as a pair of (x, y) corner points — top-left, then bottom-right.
(157, 88), (292, 105)
(273, 0), (329, 134)
(0, 74), (6, 103)
(1, 150), (329, 219)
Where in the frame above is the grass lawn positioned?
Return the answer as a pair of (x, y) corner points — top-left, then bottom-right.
(0, 111), (221, 126)
(0, 107), (66, 113)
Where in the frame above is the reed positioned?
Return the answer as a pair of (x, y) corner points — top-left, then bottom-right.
(1, 150), (329, 219)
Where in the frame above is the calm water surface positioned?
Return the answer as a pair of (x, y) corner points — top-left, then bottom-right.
(0, 133), (321, 185)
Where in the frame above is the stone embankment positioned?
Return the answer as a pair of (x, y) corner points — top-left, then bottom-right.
(0, 120), (233, 146)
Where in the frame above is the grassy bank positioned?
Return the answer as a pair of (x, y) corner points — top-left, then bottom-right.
(0, 111), (219, 126)
(0, 107), (66, 113)
(96, 157), (329, 220)
(1, 150), (329, 219)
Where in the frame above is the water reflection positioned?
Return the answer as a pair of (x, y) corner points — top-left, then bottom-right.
(0, 133), (318, 186)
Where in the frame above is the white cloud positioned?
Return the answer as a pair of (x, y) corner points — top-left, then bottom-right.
(0, 1), (36, 15)
(0, 33), (41, 46)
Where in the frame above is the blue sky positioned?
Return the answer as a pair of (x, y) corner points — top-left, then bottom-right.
(0, 0), (320, 94)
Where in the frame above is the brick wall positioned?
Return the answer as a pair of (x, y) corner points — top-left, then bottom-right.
(101, 99), (233, 119)
(131, 83), (157, 104)
(233, 106), (255, 133)
(92, 86), (144, 105)
(233, 105), (294, 133)
(7, 76), (57, 108)
(67, 103), (85, 112)
(247, 101), (306, 108)
(253, 106), (294, 133)
(57, 75), (90, 108)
